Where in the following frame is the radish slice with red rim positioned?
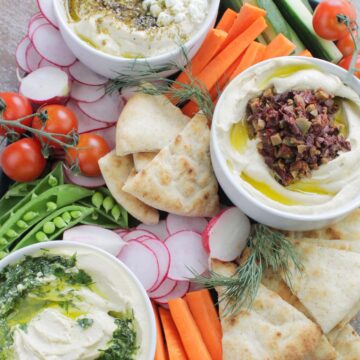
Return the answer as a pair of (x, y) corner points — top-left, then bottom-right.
(88, 125), (116, 149)
(114, 229), (129, 237)
(29, 12), (43, 25)
(142, 238), (171, 292)
(166, 214), (208, 235)
(117, 240), (160, 291)
(63, 225), (127, 256)
(70, 81), (106, 103)
(148, 278), (177, 299)
(32, 24), (76, 67)
(28, 16), (48, 39)
(37, 0), (58, 28)
(16, 37), (31, 73)
(78, 92), (124, 123)
(155, 280), (190, 304)
(20, 66), (70, 105)
(64, 166), (106, 188)
(123, 229), (157, 242)
(26, 45), (43, 72)
(69, 61), (108, 86)
(136, 220), (168, 241)
(38, 59), (72, 77)
(134, 235), (157, 242)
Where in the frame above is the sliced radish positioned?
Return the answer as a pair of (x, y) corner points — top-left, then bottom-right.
(117, 240), (160, 291)
(78, 92), (124, 123)
(114, 229), (129, 237)
(29, 12), (43, 25)
(70, 81), (106, 103)
(28, 16), (48, 39)
(32, 24), (76, 67)
(142, 238), (171, 292)
(166, 214), (208, 235)
(148, 278), (177, 299)
(38, 59), (72, 77)
(37, 0), (58, 28)
(136, 220), (168, 241)
(20, 66), (70, 105)
(203, 207), (251, 262)
(26, 45), (43, 72)
(123, 229), (157, 242)
(63, 225), (126, 256)
(165, 231), (208, 281)
(89, 125), (116, 149)
(64, 166), (105, 188)
(16, 37), (31, 73)
(134, 235), (157, 242)
(155, 280), (190, 304)
(69, 61), (108, 86)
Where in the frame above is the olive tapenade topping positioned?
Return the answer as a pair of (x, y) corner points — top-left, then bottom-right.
(246, 88), (351, 186)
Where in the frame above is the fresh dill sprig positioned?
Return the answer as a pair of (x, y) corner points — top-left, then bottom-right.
(192, 224), (302, 316)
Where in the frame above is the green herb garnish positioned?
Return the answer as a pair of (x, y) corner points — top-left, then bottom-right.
(77, 317), (94, 330)
(192, 224), (302, 315)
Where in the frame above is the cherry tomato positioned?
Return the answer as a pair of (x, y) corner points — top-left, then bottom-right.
(338, 54), (360, 77)
(32, 105), (78, 148)
(0, 92), (33, 136)
(337, 31), (357, 57)
(1, 138), (46, 182)
(313, 0), (357, 41)
(66, 133), (110, 177)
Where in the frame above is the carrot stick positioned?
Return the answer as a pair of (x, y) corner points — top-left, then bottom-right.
(175, 29), (228, 86)
(298, 49), (313, 57)
(221, 4), (266, 50)
(168, 298), (212, 360)
(159, 308), (188, 360)
(195, 16), (268, 92)
(262, 34), (296, 60)
(230, 41), (267, 81)
(216, 8), (237, 32)
(185, 290), (222, 360)
(152, 302), (168, 360)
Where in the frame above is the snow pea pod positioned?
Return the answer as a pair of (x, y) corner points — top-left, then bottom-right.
(0, 184), (93, 250)
(0, 163), (64, 225)
(13, 205), (93, 251)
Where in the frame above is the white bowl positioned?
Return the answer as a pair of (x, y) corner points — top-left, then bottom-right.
(54, 0), (220, 79)
(212, 56), (360, 231)
(0, 241), (156, 360)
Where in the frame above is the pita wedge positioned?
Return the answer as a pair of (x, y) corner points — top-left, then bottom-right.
(283, 241), (360, 333)
(301, 238), (360, 253)
(327, 325), (360, 360)
(122, 114), (219, 217)
(98, 150), (159, 225)
(133, 152), (158, 173)
(212, 260), (321, 360)
(116, 93), (189, 155)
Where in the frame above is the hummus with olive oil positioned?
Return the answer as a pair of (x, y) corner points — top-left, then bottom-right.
(67, 0), (209, 58)
(215, 58), (360, 215)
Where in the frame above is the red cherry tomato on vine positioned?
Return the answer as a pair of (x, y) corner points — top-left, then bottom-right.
(0, 92), (33, 136)
(32, 105), (78, 148)
(1, 138), (46, 182)
(337, 30), (357, 57)
(66, 133), (110, 177)
(313, 0), (357, 41)
(338, 54), (360, 78)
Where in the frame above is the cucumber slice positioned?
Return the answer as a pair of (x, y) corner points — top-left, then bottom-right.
(274, 0), (342, 62)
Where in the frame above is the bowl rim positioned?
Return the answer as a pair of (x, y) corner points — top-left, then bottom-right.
(212, 55), (360, 222)
(0, 240), (156, 360)
(53, 0), (220, 64)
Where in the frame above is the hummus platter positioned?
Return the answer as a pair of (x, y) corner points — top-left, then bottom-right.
(2, 0), (360, 359)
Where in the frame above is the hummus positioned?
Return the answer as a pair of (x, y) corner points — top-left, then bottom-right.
(215, 58), (360, 215)
(0, 247), (152, 359)
(67, 0), (209, 58)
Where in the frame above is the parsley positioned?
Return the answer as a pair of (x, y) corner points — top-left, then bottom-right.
(77, 317), (94, 330)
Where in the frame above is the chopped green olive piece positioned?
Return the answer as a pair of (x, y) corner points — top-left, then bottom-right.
(92, 192), (104, 209)
(36, 231), (48, 242)
(43, 222), (56, 234)
(23, 211), (39, 222)
(103, 196), (115, 213)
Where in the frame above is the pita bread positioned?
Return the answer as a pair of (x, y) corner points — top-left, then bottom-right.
(133, 152), (158, 173)
(116, 93), (189, 155)
(282, 241), (360, 333)
(301, 238), (360, 253)
(212, 260), (321, 360)
(98, 150), (159, 225)
(327, 325), (360, 360)
(122, 114), (219, 217)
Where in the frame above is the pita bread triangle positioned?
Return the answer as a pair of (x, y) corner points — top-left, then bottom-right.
(133, 152), (158, 173)
(327, 324), (360, 360)
(98, 150), (159, 225)
(212, 260), (321, 360)
(300, 238), (360, 253)
(116, 93), (189, 155)
(282, 240), (360, 333)
(122, 114), (220, 217)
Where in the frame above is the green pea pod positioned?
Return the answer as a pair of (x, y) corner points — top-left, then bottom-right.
(80, 210), (122, 229)
(0, 184), (93, 250)
(13, 205), (93, 251)
(0, 163), (64, 225)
